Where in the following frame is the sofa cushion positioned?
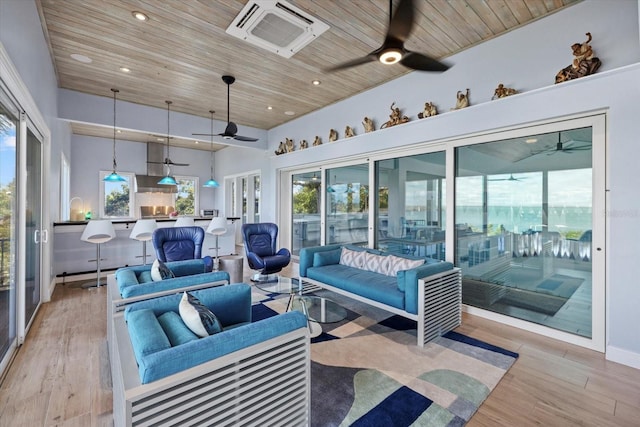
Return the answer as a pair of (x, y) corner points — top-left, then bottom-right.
(386, 255), (425, 278)
(157, 311), (199, 346)
(127, 309), (171, 360)
(306, 264), (404, 310)
(138, 270), (153, 283)
(313, 248), (342, 267)
(363, 252), (390, 275)
(339, 247), (366, 269)
(151, 259), (175, 281)
(179, 292), (223, 338)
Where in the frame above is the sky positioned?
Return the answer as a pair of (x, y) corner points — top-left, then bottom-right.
(0, 125), (16, 187)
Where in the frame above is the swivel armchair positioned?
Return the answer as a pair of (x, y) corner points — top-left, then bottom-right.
(152, 226), (205, 262)
(241, 222), (291, 282)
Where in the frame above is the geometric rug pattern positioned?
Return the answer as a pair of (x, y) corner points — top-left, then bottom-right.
(252, 287), (519, 427)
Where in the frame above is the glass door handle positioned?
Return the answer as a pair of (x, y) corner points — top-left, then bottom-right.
(41, 229), (48, 243)
(34, 230), (39, 244)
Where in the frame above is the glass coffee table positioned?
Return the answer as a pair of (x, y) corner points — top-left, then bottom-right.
(290, 296), (347, 324)
(255, 276), (302, 294)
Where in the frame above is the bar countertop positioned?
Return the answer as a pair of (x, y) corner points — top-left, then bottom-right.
(53, 217), (241, 226)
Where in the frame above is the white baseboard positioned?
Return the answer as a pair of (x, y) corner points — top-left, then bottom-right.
(606, 345), (640, 369)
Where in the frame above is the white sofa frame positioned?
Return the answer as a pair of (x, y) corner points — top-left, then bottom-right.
(301, 267), (462, 347)
(110, 309), (310, 427)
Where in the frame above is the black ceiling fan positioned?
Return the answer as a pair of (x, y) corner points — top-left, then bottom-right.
(147, 100), (189, 167)
(193, 75), (258, 142)
(325, 0), (450, 73)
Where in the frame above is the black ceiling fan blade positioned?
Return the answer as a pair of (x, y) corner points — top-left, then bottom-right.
(192, 133), (215, 137)
(146, 160), (165, 164)
(225, 121), (238, 136)
(324, 54), (378, 72)
(233, 135), (259, 142)
(400, 51), (450, 72)
(387, 0), (414, 44)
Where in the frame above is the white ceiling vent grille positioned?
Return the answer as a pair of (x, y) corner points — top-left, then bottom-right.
(226, 0), (329, 58)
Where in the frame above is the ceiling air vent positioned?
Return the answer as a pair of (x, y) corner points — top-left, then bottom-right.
(226, 0), (329, 58)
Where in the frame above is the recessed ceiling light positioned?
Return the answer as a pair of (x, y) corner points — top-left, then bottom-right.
(119, 67), (131, 73)
(284, 111), (295, 116)
(312, 80), (321, 86)
(267, 106), (273, 110)
(70, 53), (92, 63)
(132, 11), (148, 21)
(525, 138), (538, 144)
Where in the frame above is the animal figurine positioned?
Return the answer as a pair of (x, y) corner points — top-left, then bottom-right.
(274, 141), (286, 155)
(329, 129), (338, 142)
(299, 139), (308, 149)
(345, 126), (355, 138)
(417, 102), (437, 119)
(285, 137), (295, 152)
(362, 117), (375, 133)
(555, 32), (601, 83)
(381, 102), (409, 129)
(492, 83), (518, 99)
(452, 89), (470, 110)
(313, 135), (322, 146)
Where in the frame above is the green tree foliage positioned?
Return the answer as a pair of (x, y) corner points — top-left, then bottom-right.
(0, 179), (16, 284)
(105, 184), (130, 216)
(293, 182), (320, 214)
(176, 180), (195, 214)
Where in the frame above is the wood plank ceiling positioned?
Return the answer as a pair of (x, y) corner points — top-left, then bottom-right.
(36, 0), (578, 151)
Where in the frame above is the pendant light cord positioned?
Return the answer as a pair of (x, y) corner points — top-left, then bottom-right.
(165, 100), (172, 160)
(111, 88), (119, 170)
(210, 110), (215, 177)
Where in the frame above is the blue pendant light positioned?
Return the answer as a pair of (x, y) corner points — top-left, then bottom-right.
(158, 100), (177, 185)
(104, 88), (126, 182)
(203, 110), (220, 188)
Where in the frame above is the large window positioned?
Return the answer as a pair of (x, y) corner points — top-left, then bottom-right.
(292, 171), (321, 256)
(99, 171), (134, 218)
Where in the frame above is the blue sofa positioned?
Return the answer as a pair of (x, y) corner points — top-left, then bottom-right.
(110, 284), (310, 426)
(299, 244), (462, 346)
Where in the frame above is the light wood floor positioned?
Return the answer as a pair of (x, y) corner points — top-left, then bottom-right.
(1, 272), (640, 426)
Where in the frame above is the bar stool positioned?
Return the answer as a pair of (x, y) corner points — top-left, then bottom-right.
(129, 219), (157, 265)
(80, 219), (116, 289)
(174, 217), (195, 227)
(206, 217), (227, 271)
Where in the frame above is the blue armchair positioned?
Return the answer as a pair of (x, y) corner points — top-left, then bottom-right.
(241, 222), (291, 280)
(152, 226), (204, 262)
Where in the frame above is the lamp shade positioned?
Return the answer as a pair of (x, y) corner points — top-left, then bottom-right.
(203, 178), (219, 188)
(129, 219), (157, 241)
(207, 217), (227, 236)
(104, 172), (127, 182)
(174, 217), (195, 227)
(81, 220), (116, 244)
(158, 175), (177, 185)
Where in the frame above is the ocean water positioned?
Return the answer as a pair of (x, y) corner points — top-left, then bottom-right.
(404, 206), (593, 236)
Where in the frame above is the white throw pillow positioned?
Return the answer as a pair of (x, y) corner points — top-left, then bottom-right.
(150, 259), (175, 282)
(385, 255), (425, 277)
(363, 252), (390, 275)
(178, 292), (223, 338)
(339, 248), (366, 269)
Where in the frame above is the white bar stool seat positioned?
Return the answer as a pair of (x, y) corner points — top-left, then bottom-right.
(81, 219), (116, 289)
(129, 219), (157, 265)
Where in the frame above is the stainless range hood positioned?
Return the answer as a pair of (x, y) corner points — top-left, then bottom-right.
(135, 142), (177, 193)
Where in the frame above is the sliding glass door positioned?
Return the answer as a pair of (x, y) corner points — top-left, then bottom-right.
(455, 123), (602, 341)
(291, 171), (321, 256)
(25, 127), (43, 329)
(375, 152), (446, 259)
(325, 164), (369, 246)
(0, 91), (18, 373)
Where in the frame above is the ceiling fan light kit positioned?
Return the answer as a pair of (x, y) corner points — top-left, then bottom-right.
(104, 88), (126, 183)
(326, 0), (450, 73)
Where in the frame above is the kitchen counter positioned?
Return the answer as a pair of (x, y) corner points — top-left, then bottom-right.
(52, 217), (240, 277)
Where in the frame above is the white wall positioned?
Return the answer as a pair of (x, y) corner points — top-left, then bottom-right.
(0, 0), (70, 294)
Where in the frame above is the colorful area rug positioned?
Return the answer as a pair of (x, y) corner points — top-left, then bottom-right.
(252, 288), (519, 427)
